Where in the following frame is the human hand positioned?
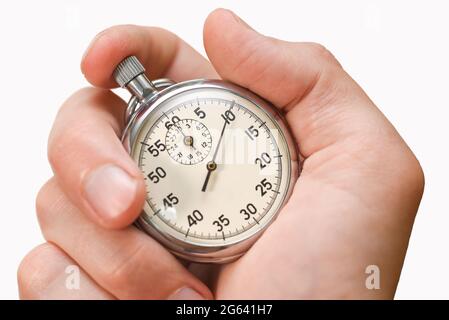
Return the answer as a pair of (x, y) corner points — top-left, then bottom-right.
(18, 9), (424, 299)
(18, 22), (219, 300)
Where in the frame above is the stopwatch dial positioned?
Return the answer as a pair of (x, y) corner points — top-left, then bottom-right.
(165, 118), (212, 165)
(134, 90), (293, 248)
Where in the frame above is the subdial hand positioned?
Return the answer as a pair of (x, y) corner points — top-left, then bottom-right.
(174, 121), (196, 150)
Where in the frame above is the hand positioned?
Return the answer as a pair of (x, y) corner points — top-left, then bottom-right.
(18, 9), (424, 299)
(201, 102), (231, 192)
(18, 25), (218, 300)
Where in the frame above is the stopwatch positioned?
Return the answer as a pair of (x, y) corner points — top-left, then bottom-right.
(114, 56), (300, 263)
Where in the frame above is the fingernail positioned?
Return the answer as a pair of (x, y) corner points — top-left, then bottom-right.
(81, 29), (107, 63)
(83, 165), (138, 222)
(226, 9), (253, 30)
(81, 37), (96, 63)
(168, 287), (206, 300)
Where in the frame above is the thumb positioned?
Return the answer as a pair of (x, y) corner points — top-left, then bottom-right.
(203, 9), (385, 158)
(203, 8), (341, 110)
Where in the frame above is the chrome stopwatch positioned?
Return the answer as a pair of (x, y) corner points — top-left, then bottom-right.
(114, 56), (299, 263)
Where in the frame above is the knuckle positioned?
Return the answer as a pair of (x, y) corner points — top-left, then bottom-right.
(35, 177), (58, 227)
(105, 242), (148, 292)
(374, 140), (425, 211)
(401, 153), (425, 200)
(47, 87), (123, 173)
(374, 135), (425, 200)
(306, 42), (339, 65)
(55, 87), (97, 118)
(47, 124), (83, 171)
(232, 36), (272, 78)
(47, 88), (97, 171)
(103, 241), (181, 298)
(384, 149), (425, 220)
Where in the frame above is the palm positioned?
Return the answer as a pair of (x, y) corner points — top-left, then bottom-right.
(193, 11), (422, 298)
(215, 141), (379, 297)
(212, 91), (420, 299)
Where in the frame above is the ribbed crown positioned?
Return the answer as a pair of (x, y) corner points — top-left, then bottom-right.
(113, 56), (145, 87)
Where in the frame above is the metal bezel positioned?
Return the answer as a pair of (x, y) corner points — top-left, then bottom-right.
(122, 79), (300, 263)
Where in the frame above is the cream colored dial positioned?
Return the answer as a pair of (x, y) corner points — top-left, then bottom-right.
(132, 88), (292, 247)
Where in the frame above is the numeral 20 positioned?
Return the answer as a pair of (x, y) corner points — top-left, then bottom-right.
(255, 152), (271, 169)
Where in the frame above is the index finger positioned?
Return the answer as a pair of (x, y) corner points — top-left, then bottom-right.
(50, 26), (218, 229)
(81, 24), (218, 88)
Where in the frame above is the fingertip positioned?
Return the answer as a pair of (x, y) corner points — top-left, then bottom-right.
(48, 87), (145, 230)
(80, 26), (121, 88)
(204, 8), (334, 110)
(81, 25), (188, 89)
(112, 168), (147, 229)
(198, 283), (215, 300)
(204, 9), (282, 101)
(17, 243), (62, 299)
(81, 25), (142, 88)
(18, 243), (115, 300)
(204, 8), (241, 29)
(82, 163), (146, 230)
(204, 8), (266, 76)
(204, 8), (244, 48)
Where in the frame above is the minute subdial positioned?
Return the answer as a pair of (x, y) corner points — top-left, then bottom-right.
(165, 118), (212, 165)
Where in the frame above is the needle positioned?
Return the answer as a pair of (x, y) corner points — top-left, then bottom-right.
(201, 101), (234, 192)
(174, 121), (196, 150)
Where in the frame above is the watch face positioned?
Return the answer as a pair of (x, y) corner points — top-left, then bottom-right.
(129, 82), (296, 253)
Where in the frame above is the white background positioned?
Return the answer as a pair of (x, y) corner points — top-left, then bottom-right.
(0, 0), (447, 299)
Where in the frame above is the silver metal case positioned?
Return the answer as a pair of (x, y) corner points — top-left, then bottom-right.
(122, 79), (300, 263)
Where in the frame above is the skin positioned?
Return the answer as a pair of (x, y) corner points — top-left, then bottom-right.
(17, 9), (424, 299)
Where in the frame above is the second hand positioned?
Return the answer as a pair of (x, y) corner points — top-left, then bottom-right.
(201, 101), (235, 192)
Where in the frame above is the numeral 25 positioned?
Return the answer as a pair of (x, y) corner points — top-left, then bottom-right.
(255, 178), (272, 197)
